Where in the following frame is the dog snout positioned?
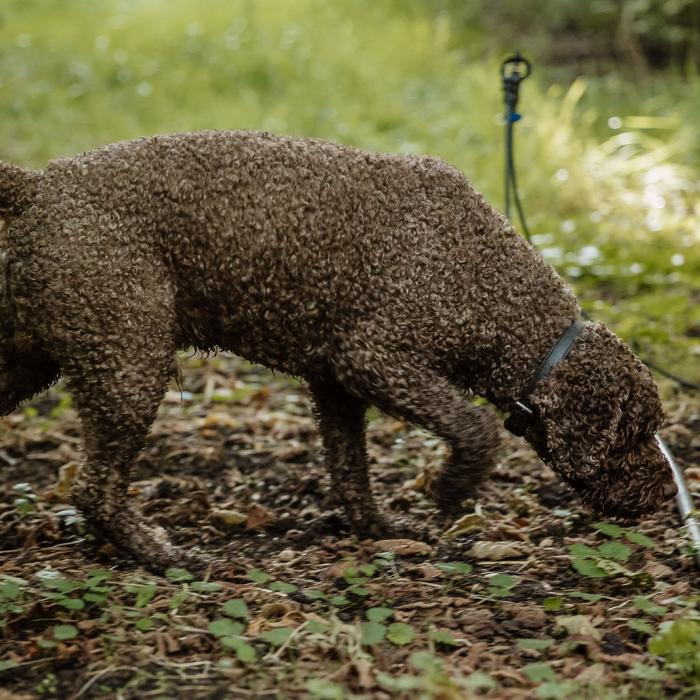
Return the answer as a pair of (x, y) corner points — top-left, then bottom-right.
(661, 479), (678, 501)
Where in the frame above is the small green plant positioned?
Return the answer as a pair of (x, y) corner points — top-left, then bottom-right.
(379, 650), (475, 696)
(208, 616), (257, 662)
(522, 661), (581, 698)
(259, 627), (294, 647)
(430, 629), (461, 647)
(12, 482), (37, 516)
(487, 573), (519, 598)
(35, 671), (59, 696)
(0, 575), (28, 626)
(568, 523), (656, 580)
(222, 598), (250, 619)
(125, 580), (158, 608)
(164, 567), (194, 583)
(246, 568), (272, 584)
(433, 561), (474, 593)
(649, 615), (700, 680)
(359, 607), (415, 647)
(543, 596), (564, 612)
(435, 561), (473, 576)
(35, 567), (115, 612)
(306, 678), (346, 700)
(518, 638), (554, 654)
(341, 565), (376, 598)
(55, 507), (85, 531)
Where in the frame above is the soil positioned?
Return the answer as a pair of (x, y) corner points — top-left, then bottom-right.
(1, 355), (698, 699)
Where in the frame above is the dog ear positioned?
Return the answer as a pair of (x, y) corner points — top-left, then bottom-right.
(527, 323), (642, 480)
(532, 369), (630, 481)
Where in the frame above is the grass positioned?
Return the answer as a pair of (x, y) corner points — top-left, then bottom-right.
(1, 0), (698, 384)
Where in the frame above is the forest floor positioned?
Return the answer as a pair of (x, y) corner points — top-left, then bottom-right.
(1, 356), (699, 699)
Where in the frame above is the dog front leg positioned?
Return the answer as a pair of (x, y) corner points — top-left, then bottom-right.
(335, 350), (501, 518)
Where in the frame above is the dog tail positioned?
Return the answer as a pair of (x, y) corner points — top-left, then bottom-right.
(0, 162), (41, 215)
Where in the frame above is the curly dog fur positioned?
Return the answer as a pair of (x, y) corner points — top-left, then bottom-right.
(0, 130), (675, 570)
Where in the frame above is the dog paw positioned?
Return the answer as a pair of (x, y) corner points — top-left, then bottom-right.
(349, 512), (429, 542)
(83, 511), (212, 575)
(146, 540), (212, 577)
(348, 511), (396, 539)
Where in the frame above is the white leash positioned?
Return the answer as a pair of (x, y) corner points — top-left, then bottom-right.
(657, 435), (700, 567)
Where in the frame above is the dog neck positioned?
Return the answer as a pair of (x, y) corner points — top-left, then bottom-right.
(474, 314), (584, 420)
(502, 319), (585, 436)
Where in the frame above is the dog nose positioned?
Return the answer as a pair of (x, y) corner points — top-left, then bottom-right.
(661, 480), (678, 500)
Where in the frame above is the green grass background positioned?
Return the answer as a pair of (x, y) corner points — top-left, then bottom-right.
(0, 0), (698, 385)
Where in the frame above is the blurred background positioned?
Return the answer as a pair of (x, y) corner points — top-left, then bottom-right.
(0, 0), (698, 386)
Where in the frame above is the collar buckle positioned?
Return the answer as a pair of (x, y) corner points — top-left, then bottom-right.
(504, 401), (534, 437)
(503, 319), (586, 437)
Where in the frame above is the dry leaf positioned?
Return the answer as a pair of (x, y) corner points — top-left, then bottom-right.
(469, 540), (529, 560)
(372, 539), (433, 556)
(43, 461), (80, 502)
(403, 470), (429, 493)
(442, 512), (485, 539)
(458, 610), (498, 637)
(555, 615), (602, 641)
(352, 658), (375, 689)
(501, 602), (546, 629)
(575, 663), (607, 683)
(643, 560), (674, 579)
(325, 560), (358, 579)
(246, 503), (277, 529)
(247, 602), (297, 635)
(210, 508), (247, 527)
(411, 563), (444, 580)
(198, 412), (239, 430)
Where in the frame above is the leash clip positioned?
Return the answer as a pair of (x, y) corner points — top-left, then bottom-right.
(501, 53), (531, 117)
(504, 400), (534, 437)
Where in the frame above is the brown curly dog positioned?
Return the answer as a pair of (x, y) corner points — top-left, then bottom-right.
(0, 131), (676, 571)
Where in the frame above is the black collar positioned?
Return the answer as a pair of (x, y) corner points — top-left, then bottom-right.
(504, 319), (586, 436)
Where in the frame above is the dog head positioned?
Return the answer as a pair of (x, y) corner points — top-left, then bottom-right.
(525, 322), (675, 518)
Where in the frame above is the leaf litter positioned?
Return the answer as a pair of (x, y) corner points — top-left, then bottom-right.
(0, 355), (699, 698)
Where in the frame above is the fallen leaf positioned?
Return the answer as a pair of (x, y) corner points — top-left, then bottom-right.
(469, 540), (529, 560)
(247, 603), (300, 635)
(442, 512), (485, 539)
(457, 609), (498, 638)
(502, 602), (546, 629)
(352, 658), (375, 689)
(643, 560), (674, 579)
(575, 663), (607, 683)
(210, 508), (247, 527)
(403, 469), (429, 492)
(43, 461), (80, 502)
(246, 503), (276, 529)
(555, 615), (602, 641)
(372, 539), (433, 556)
(325, 560), (358, 579)
(199, 412), (239, 429)
(411, 563), (443, 580)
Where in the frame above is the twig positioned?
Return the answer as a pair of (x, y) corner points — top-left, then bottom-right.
(72, 665), (132, 699)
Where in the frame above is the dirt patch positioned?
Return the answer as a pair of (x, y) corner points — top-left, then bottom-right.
(1, 355), (698, 698)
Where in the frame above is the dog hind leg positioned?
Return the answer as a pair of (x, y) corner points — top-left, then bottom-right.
(53, 269), (206, 572)
(66, 353), (207, 572)
(309, 378), (391, 537)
